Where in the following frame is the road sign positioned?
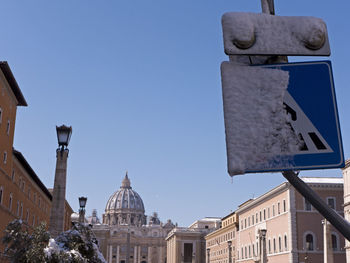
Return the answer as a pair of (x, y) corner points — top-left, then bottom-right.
(222, 60), (344, 175)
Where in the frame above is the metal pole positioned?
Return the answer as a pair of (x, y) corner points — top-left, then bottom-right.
(283, 171), (350, 241)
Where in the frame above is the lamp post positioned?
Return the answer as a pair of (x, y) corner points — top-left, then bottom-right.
(49, 125), (72, 237)
(79, 197), (87, 223)
(227, 240), (232, 263)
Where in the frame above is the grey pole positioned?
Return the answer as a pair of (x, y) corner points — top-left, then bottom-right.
(283, 171), (350, 241)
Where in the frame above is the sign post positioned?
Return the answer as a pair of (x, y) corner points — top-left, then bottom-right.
(220, 0), (350, 241)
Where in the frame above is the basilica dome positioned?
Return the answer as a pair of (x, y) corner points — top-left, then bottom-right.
(103, 173), (146, 226)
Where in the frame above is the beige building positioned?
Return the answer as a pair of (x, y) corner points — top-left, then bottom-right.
(166, 217), (221, 263)
(342, 159), (350, 262)
(234, 177), (345, 263)
(92, 173), (175, 263)
(205, 212), (237, 263)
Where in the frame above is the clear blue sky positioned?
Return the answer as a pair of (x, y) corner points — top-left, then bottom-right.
(1, 0), (349, 226)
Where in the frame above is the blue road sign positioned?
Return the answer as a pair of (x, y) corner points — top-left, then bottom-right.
(253, 60), (344, 172)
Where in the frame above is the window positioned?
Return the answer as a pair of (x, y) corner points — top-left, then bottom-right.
(253, 244), (255, 256)
(273, 238), (276, 253)
(252, 215), (254, 225)
(11, 170), (15, 181)
(241, 248), (243, 259)
(305, 234), (314, 251)
(268, 207), (270, 218)
(248, 217), (250, 227)
(20, 202), (23, 219)
(332, 233), (338, 251)
(268, 239), (271, 254)
(304, 198), (312, 211)
(9, 193), (12, 211)
(284, 235), (288, 250)
(263, 209), (266, 220)
(16, 201), (19, 216)
(279, 236), (282, 252)
(278, 202), (281, 214)
(3, 151), (7, 164)
(259, 211), (262, 222)
(0, 186), (3, 204)
(256, 213), (258, 223)
(26, 209), (29, 222)
(272, 205), (275, 216)
(283, 199), (286, 212)
(6, 120), (10, 135)
(245, 218), (247, 228)
(249, 245), (251, 257)
(327, 197), (336, 209)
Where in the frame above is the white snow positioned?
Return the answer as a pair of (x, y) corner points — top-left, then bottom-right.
(222, 12), (330, 56)
(221, 62), (301, 176)
(301, 177), (343, 184)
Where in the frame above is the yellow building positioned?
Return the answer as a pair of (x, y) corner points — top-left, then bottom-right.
(205, 212), (237, 263)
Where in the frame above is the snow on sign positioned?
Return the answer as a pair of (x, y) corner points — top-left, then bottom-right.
(221, 60), (344, 176)
(222, 12), (330, 56)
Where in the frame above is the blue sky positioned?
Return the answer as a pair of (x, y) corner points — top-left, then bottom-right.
(1, 0), (349, 226)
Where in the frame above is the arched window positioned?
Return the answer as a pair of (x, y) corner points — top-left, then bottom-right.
(305, 234), (314, 251)
(268, 239), (271, 254)
(332, 233), (339, 251)
(273, 238), (276, 253)
(279, 236), (282, 252)
(284, 235), (288, 250)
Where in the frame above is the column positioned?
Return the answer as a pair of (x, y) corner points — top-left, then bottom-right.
(134, 246), (138, 263)
(323, 219), (334, 263)
(48, 149), (69, 237)
(158, 246), (163, 263)
(108, 245), (113, 263)
(148, 246), (152, 263)
(116, 245), (120, 263)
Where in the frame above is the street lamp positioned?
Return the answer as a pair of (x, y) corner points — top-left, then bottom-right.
(56, 125), (72, 149)
(227, 240), (232, 263)
(49, 125), (72, 237)
(79, 197), (87, 223)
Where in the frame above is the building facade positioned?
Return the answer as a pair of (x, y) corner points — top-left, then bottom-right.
(166, 217), (221, 263)
(205, 212), (237, 263)
(0, 62), (73, 255)
(232, 177), (345, 263)
(92, 174), (175, 263)
(342, 159), (350, 263)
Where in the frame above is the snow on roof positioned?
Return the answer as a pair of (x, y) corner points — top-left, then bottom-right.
(301, 177), (343, 184)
